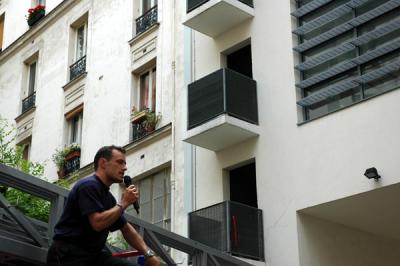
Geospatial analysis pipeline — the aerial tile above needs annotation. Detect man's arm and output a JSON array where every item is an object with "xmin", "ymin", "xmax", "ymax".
[
  {"xmin": 88, "ymin": 185, "xmax": 138, "ymax": 232},
  {"xmin": 121, "ymin": 223, "xmax": 160, "ymax": 266}
]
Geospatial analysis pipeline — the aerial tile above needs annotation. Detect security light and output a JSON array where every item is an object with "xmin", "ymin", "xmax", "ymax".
[{"xmin": 364, "ymin": 167, "xmax": 380, "ymax": 181}]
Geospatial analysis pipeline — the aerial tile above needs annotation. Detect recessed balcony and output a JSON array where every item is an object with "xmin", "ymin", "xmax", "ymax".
[
  {"xmin": 189, "ymin": 200, "xmax": 264, "ymax": 261},
  {"xmin": 184, "ymin": 0, "xmax": 254, "ymax": 37},
  {"xmin": 184, "ymin": 68, "xmax": 259, "ymax": 151}
]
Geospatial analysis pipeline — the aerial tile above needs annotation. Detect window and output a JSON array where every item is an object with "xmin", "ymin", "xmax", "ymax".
[
  {"xmin": 67, "ymin": 112, "xmax": 83, "ymax": 145},
  {"xmin": 138, "ymin": 67, "xmax": 156, "ymax": 111},
  {"xmin": 28, "ymin": 61, "xmax": 37, "ymax": 96},
  {"xmin": 0, "ymin": 13, "xmax": 4, "ymax": 51},
  {"xmin": 130, "ymin": 168, "xmax": 171, "ymax": 229},
  {"xmin": 33, "ymin": 0, "xmax": 45, "ymax": 5},
  {"xmin": 141, "ymin": 0, "xmax": 157, "ymax": 14},
  {"xmin": 294, "ymin": 0, "xmax": 400, "ymax": 121},
  {"xmin": 75, "ymin": 24, "xmax": 87, "ymax": 61}
]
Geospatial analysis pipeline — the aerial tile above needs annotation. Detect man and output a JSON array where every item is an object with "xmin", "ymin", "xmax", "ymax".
[{"xmin": 47, "ymin": 145, "xmax": 160, "ymax": 266}]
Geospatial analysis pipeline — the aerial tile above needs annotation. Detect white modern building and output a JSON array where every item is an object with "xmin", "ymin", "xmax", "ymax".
[{"xmin": 1, "ymin": 0, "xmax": 400, "ymax": 265}]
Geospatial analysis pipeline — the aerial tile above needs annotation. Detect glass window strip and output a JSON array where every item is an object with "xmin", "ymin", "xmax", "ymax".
[{"xmin": 292, "ymin": 0, "xmax": 334, "ymax": 18}]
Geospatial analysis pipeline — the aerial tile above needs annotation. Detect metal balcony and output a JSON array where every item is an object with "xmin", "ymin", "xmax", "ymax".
[
  {"xmin": 185, "ymin": 68, "xmax": 259, "ymax": 151},
  {"xmin": 136, "ymin": 5, "xmax": 158, "ymax": 36},
  {"xmin": 64, "ymin": 156, "xmax": 80, "ymax": 177},
  {"xmin": 189, "ymin": 200, "xmax": 264, "ymax": 261},
  {"xmin": 21, "ymin": 92, "xmax": 36, "ymax": 114},
  {"xmin": 184, "ymin": 0, "xmax": 254, "ymax": 37},
  {"xmin": 69, "ymin": 56, "xmax": 86, "ymax": 81}
]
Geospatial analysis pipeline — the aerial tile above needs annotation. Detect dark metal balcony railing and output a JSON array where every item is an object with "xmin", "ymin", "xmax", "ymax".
[
  {"xmin": 189, "ymin": 200, "xmax": 264, "ymax": 261},
  {"xmin": 136, "ymin": 5, "xmax": 158, "ymax": 36},
  {"xmin": 69, "ymin": 55, "xmax": 86, "ymax": 81},
  {"xmin": 188, "ymin": 68, "xmax": 258, "ymax": 129},
  {"xmin": 132, "ymin": 122, "xmax": 152, "ymax": 142},
  {"xmin": 21, "ymin": 92, "xmax": 36, "ymax": 113},
  {"xmin": 64, "ymin": 156, "xmax": 80, "ymax": 177},
  {"xmin": 187, "ymin": 0, "xmax": 253, "ymax": 13}
]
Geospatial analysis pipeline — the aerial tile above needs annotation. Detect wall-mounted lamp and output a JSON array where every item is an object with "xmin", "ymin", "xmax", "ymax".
[{"xmin": 364, "ymin": 167, "xmax": 381, "ymax": 181}]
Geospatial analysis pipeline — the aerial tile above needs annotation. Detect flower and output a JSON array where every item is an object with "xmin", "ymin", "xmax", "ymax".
[{"xmin": 27, "ymin": 5, "xmax": 45, "ymax": 20}]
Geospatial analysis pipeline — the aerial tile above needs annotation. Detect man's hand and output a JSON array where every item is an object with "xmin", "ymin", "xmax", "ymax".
[
  {"xmin": 146, "ymin": 256, "xmax": 160, "ymax": 266},
  {"xmin": 120, "ymin": 184, "xmax": 139, "ymax": 209}
]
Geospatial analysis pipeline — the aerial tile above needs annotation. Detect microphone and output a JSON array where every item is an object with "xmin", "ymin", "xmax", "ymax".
[{"xmin": 123, "ymin": 175, "xmax": 140, "ymax": 214}]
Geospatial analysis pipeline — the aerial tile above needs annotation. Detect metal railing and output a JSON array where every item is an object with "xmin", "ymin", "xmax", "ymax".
[
  {"xmin": 187, "ymin": 0, "xmax": 253, "ymax": 13},
  {"xmin": 135, "ymin": 5, "xmax": 158, "ymax": 36},
  {"xmin": 132, "ymin": 122, "xmax": 149, "ymax": 142},
  {"xmin": 64, "ymin": 156, "xmax": 80, "ymax": 177},
  {"xmin": 69, "ymin": 55, "xmax": 86, "ymax": 81},
  {"xmin": 0, "ymin": 164, "xmax": 254, "ymax": 266},
  {"xmin": 189, "ymin": 200, "xmax": 265, "ymax": 261},
  {"xmin": 21, "ymin": 92, "xmax": 36, "ymax": 114},
  {"xmin": 188, "ymin": 68, "xmax": 258, "ymax": 129}
]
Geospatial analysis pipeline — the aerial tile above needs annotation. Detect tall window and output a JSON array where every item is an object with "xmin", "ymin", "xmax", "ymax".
[
  {"xmin": 0, "ymin": 14, "xmax": 4, "ymax": 51},
  {"xmin": 33, "ymin": 0, "xmax": 46, "ymax": 5},
  {"xmin": 141, "ymin": 0, "xmax": 157, "ymax": 14},
  {"xmin": 75, "ymin": 24, "xmax": 87, "ymax": 61},
  {"xmin": 139, "ymin": 67, "xmax": 156, "ymax": 111},
  {"xmin": 130, "ymin": 168, "xmax": 171, "ymax": 229},
  {"xmin": 67, "ymin": 112, "xmax": 83, "ymax": 145},
  {"xmin": 294, "ymin": 0, "xmax": 400, "ymax": 121},
  {"xmin": 28, "ymin": 61, "xmax": 37, "ymax": 95}
]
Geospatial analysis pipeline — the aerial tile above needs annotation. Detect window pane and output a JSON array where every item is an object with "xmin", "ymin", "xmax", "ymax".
[
  {"xmin": 142, "ymin": 0, "xmax": 151, "ymax": 13},
  {"xmin": 28, "ymin": 62, "xmax": 36, "ymax": 95},
  {"xmin": 76, "ymin": 25, "xmax": 85, "ymax": 60},
  {"xmin": 140, "ymin": 72, "xmax": 150, "ymax": 110},
  {"xmin": 151, "ymin": 68, "xmax": 156, "ymax": 112},
  {"xmin": 356, "ymin": 0, "xmax": 389, "ymax": 16}
]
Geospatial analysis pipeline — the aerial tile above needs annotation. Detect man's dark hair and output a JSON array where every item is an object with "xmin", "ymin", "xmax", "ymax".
[{"xmin": 93, "ymin": 145, "xmax": 126, "ymax": 171}]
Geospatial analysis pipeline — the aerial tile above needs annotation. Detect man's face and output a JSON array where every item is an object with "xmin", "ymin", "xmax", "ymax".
[{"xmin": 104, "ymin": 149, "xmax": 127, "ymax": 183}]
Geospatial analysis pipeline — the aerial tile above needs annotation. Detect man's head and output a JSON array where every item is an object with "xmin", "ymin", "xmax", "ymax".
[{"xmin": 94, "ymin": 145, "xmax": 127, "ymax": 185}]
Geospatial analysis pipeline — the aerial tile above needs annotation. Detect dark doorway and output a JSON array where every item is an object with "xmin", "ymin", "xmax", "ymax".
[
  {"xmin": 229, "ymin": 162, "xmax": 257, "ymax": 208},
  {"xmin": 227, "ymin": 44, "xmax": 253, "ymax": 78}
]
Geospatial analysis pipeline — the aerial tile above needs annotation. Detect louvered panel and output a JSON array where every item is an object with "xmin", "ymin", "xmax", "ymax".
[
  {"xmin": 352, "ymin": 18, "xmax": 400, "ymax": 46},
  {"xmin": 297, "ymin": 38, "xmax": 400, "ymax": 88},
  {"xmin": 296, "ymin": 43, "xmax": 355, "ymax": 70},
  {"xmin": 297, "ymin": 59, "xmax": 400, "ymax": 107},
  {"xmin": 294, "ymin": 0, "xmax": 400, "ymax": 52},
  {"xmin": 297, "ymin": 61, "xmax": 356, "ymax": 88},
  {"xmin": 297, "ymin": 18, "xmax": 400, "ymax": 70},
  {"xmin": 348, "ymin": 0, "xmax": 400, "ymax": 27},
  {"xmin": 355, "ymin": 59, "xmax": 400, "ymax": 83},
  {"xmin": 352, "ymin": 38, "xmax": 400, "ymax": 65},
  {"xmin": 293, "ymin": 5, "xmax": 351, "ymax": 35},
  {"xmin": 297, "ymin": 81, "xmax": 359, "ymax": 106},
  {"xmin": 291, "ymin": 0, "xmax": 334, "ymax": 18}
]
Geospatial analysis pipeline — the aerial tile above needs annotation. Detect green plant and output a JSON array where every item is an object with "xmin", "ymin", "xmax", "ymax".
[
  {"xmin": 142, "ymin": 109, "xmax": 161, "ymax": 131},
  {"xmin": 52, "ymin": 143, "xmax": 80, "ymax": 170},
  {"xmin": 0, "ymin": 118, "xmax": 49, "ymax": 222}
]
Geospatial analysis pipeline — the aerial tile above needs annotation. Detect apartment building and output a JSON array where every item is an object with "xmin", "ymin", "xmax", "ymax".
[
  {"xmin": 1, "ymin": 0, "xmax": 400, "ymax": 265},
  {"xmin": 183, "ymin": 0, "xmax": 400, "ymax": 265},
  {"xmin": 0, "ymin": 0, "xmax": 188, "ymax": 264}
]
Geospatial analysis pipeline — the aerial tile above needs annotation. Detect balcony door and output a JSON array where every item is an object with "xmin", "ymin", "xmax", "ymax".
[
  {"xmin": 227, "ymin": 44, "xmax": 253, "ymax": 78},
  {"xmin": 229, "ymin": 162, "xmax": 258, "ymax": 208}
]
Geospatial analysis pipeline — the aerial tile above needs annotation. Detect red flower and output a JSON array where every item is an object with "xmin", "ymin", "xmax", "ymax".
[{"xmin": 27, "ymin": 5, "xmax": 45, "ymax": 20}]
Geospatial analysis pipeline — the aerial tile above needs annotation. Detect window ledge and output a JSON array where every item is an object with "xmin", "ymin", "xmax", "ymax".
[
  {"xmin": 15, "ymin": 106, "xmax": 36, "ymax": 123},
  {"xmin": 129, "ymin": 23, "xmax": 160, "ymax": 46},
  {"xmin": 63, "ymin": 72, "xmax": 87, "ymax": 91},
  {"xmin": 126, "ymin": 123, "xmax": 172, "ymax": 151}
]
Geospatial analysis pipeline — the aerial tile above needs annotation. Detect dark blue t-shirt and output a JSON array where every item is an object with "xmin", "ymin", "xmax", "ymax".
[{"xmin": 54, "ymin": 175, "xmax": 127, "ymax": 251}]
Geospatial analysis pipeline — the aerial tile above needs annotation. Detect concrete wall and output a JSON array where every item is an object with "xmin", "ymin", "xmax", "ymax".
[{"xmin": 298, "ymin": 214, "xmax": 400, "ymax": 266}]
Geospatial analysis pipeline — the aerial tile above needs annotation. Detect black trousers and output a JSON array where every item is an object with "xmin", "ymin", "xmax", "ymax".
[{"xmin": 46, "ymin": 240, "xmax": 139, "ymax": 266}]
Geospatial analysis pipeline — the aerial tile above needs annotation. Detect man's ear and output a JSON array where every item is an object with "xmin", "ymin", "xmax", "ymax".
[{"xmin": 98, "ymin": 157, "xmax": 107, "ymax": 169}]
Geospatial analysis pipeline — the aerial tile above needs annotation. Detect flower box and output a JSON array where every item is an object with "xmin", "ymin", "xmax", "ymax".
[{"xmin": 27, "ymin": 6, "xmax": 45, "ymax": 27}]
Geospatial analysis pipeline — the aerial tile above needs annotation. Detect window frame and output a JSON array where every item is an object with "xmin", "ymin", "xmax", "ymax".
[
  {"xmin": 137, "ymin": 67, "xmax": 157, "ymax": 112},
  {"xmin": 67, "ymin": 112, "xmax": 83, "ymax": 145},
  {"xmin": 74, "ymin": 23, "xmax": 87, "ymax": 62}
]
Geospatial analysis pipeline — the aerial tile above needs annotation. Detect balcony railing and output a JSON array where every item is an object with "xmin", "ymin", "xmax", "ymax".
[
  {"xmin": 189, "ymin": 200, "xmax": 264, "ymax": 261},
  {"xmin": 132, "ymin": 122, "xmax": 148, "ymax": 142},
  {"xmin": 188, "ymin": 68, "xmax": 258, "ymax": 129},
  {"xmin": 136, "ymin": 5, "xmax": 158, "ymax": 36},
  {"xmin": 21, "ymin": 92, "xmax": 36, "ymax": 114},
  {"xmin": 64, "ymin": 156, "xmax": 80, "ymax": 177},
  {"xmin": 69, "ymin": 56, "xmax": 86, "ymax": 81},
  {"xmin": 187, "ymin": 0, "xmax": 253, "ymax": 13}
]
